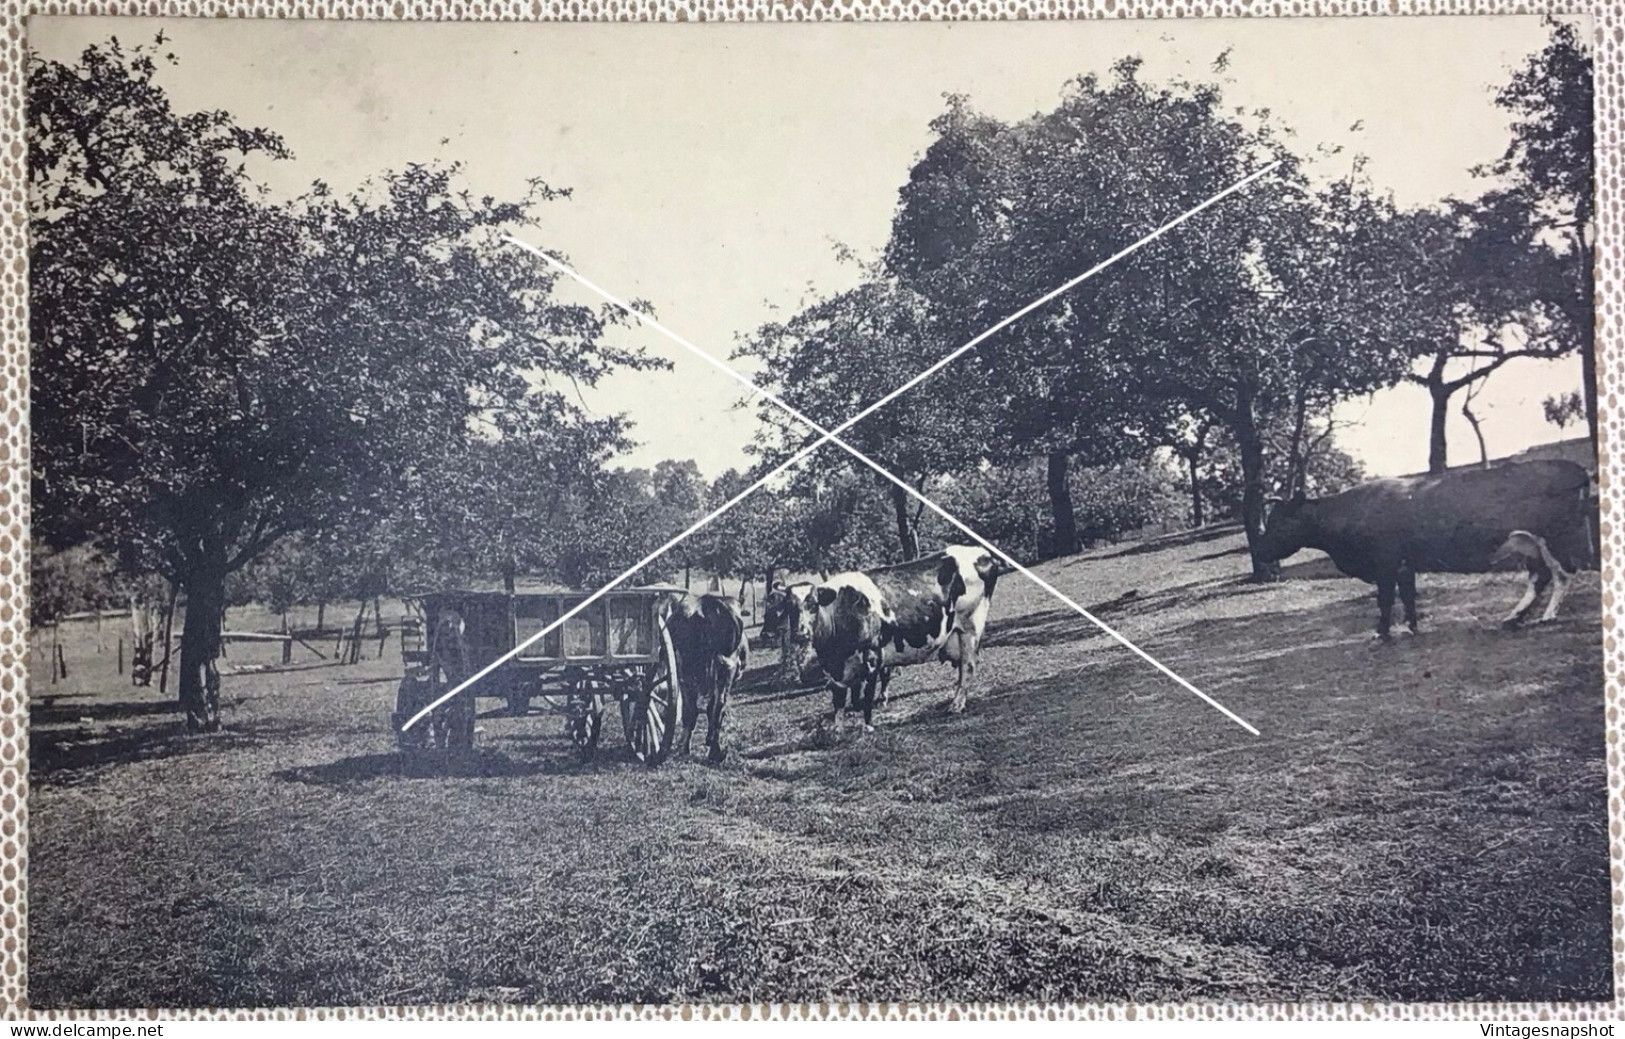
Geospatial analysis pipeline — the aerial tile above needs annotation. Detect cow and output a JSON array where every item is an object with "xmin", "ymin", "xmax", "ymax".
[
  {"xmin": 807, "ymin": 545, "xmax": 1011, "ymax": 728},
  {"xmin": 665, "ymin": 592, "xmax": 749, "ymax": 764},
  {"xmin": 761, "ymin": 580, "xmax": 818, "ymax": 687},
  {"xmin": 1255, "ymin": 459, "xmax": 1593, "ymax": 639}
]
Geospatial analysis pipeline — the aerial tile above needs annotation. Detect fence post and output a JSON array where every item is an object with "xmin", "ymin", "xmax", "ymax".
[{"xmin": 118, "ymin": 637, "xmax": 124, "ymax": 676}]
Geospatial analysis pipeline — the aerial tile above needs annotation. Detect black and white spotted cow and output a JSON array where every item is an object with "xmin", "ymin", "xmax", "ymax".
[{"xmin": 807, "ymin": 545, "xmax": 1011, "ymax": 727}]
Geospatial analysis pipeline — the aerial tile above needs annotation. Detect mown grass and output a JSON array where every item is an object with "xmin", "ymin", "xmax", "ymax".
[{"xmin": 27, "ymin": 529, "xmax": 1613, "ymax": 1006}]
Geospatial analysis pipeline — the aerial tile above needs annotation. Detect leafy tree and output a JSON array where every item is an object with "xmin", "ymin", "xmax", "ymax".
[
  {"xmin": 384, "ymin": 413, "xmax": 634, "ymax": 594},
  {"xmin": 928, "ymin": 462, "xmax": 1051, "ymax": 563},
  {"xmin": 737, "ymin": 276, "xmax": 965, "ymax": 561},
  {"xmin": 689, "ymin": 468, "xmax": 802, "ymax": 593},
  {"xmin": 1480, "ymin": 18, "xmax": 1595, "ymax": 452},
  {"xmin": 765, "ymin": 456, "xmax": 900, "ymax": 574},
  {"xmin": 1544, "ymin": 390, "xmax": 1586, "ymax": 431},
  {"xmin": 29, "ymin": 38, "xmax": 653, "ymax": 729},
  {"xmin": 1400, "ymin": 194, "xmax": 1574, "ymax": 473},
  {"xmin": 30, "ymin": 541, "xmax": 166, "ymax": 626},
  {"xmin": 885, "ymin": 86, "xmax": 1181, "ymax": 556},
  {"xmin": 887, "ymin": 62, "xmax": 1414, "ymax": 575},
  {"xmin": 1197, "ymin": 410, "xmax": 1366, "ymax": 521}
]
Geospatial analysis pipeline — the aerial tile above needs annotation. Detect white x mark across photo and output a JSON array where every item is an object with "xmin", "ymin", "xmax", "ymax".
[{"xmin": 402, "ymin": 162, "xmax": 1281, "ymax": 737}]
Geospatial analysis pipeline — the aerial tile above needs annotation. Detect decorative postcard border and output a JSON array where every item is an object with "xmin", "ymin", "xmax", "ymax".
[{"xmin": 0, "ymin": 0, "xmax": 1614, "ymax": 1020}]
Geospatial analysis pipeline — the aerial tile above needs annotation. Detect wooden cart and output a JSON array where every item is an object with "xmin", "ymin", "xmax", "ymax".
[{"xmin": 390, "ymin": 585, "xmax": 686, "ymax": 765}]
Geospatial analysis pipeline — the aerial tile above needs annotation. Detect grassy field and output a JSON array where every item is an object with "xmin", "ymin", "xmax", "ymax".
[{"xmin": 27, "ymin": 526, "xmax": 1613, "ymax": 1006}]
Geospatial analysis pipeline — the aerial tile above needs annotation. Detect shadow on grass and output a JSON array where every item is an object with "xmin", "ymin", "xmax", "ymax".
[
  {"xmin": 30, "ymin": 698, "xmax": 180, "ymax": 726},
  {"xmin": 273, "ymin": 748, "xmax": 559, "ymax": 786},
  {"xmin": 30, "ymin": 718, "xmax": 304, "ymax": 783},
  {"xmin": 1085, "ymin": 522, "xmax": 1245, "ymax": 561}
]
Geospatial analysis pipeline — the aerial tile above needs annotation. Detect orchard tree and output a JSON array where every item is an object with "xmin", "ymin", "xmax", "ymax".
[
  {"xmin": 885, "ymin": 87, "xmax": 1181, "ymax": 556},
  {"xmin": 386, "ymin": 410, "xmax": 635, "ymax": 594},
  {"xmin": 1480, "ymin": 18, "xmax": 1596, "ymax": 451},
  {"xmin": 1544, "ymin": 390, "xmax": 1586, "ymax": 431},
  {"xmin": 29, "ymin": 38, "xmax": 655, "ymax": 730},
  {"xmin": 738, "ymin": 276, "xmax": 965, "ymax": 561},
  {"xmin": 1401, "ymin": 193, "xmax": 1574, "ymax": 474},
  {"xmin": 887, "ymin": 61, "xmax": 1415, "ymax": 575}
]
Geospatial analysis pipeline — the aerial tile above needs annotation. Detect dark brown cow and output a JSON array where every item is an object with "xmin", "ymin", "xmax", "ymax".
[
  {"xmin": 1256, "ymin": 459, "xmax": 1593, "ymax": 638},
  {"xmin": 665, "ymin": 592, "xmax": 748, "ymax": 763}
]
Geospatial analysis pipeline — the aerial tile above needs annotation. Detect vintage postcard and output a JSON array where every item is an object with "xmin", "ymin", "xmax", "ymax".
[{"xmin": 21, "ymin": 14, "xmax": 1609, "ymax": 1008}]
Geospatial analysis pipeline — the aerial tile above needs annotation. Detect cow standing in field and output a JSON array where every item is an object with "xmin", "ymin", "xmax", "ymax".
[
  {"xmin": 1256, "ymin": 459, "xmax": 1594, "ymax": 639},
  {"xmin": 761, "ymin": 580, "xmax": 818, "ymax": 687},
  {"xmin": 808, "ymin": 545, "xmax": 1012, "ymax": 727},
  {"xmin": 665, "ymin": 592, "xmax": 749, "ymax": 764}
]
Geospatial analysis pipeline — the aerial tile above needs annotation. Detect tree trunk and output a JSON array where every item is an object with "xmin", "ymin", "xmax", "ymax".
[
  {"xmin": 1462, "ymin": 386, "xmax": 1490, "ymax": 469},
  {"xmin": 1188, "ymin": 452, "xmax": 1204, "ymax": 528},
  {"xmin": 1283, "ymin": 389, "xmax": 1309, "ymax": 499},
  {"xmin": 1046, "ymin": 450, "xmax": 1079, "ymax": 558},
  {"xmin": 1578, "ymin": 225, "xmax": 1599, "ymax": 459},
  {"xmin": 157, "ymin": 582, "xmax": 178, "ymax": 695},
  {"xmin": 1428, "ymin": 378, "xmax": 1451, "ymax": 475},
  {"xmin": 177, "ymin": 566, "xmax": 227, "ymax": 732},
  {"xmin": 316, "ymin": 601, "xmax": 326, "ymax": 634},
  {"xmin": 889, "ymin": 481, "xmax": 922, "ymax": 561},
  {"xmin": 1236, "ymin": 402, "xmax": 1274, "ymax": 581}
]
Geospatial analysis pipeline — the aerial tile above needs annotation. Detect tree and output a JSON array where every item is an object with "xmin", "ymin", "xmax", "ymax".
[
  {"xmin": 384, "ymin": 412, "xmax": 635, "ymax": 594},
  {"xmin": 738, "ymin": 276, "xmax": 965, "ymax": 562},
  {"xmin": 885, "ymin": 87, "xmax": 1180, "ymax": 557},
  {"xmin": 1480, "ymin": 18, "xmax": 1595, "ymax": 452},
  {"xmin": 1544, "ymin": 390, "xmax": 1586, "ymax": 431},
  {"xmin": 29, "ymin": 38, "xmax": 654, "ymax": 729},
  {"xmin": 1197, "ymin": 415, "xmax": 1365, "ymax": 522},
  {"xmin": 1401, "ymin": 194, "xmax": 1573, "ymax": 474},
  {"xmin": 689, "ymin": 468, "xmax": 798, "ymax": 594},
  {"xmin": 887, "ymin": 62, "xmax": 1415, "ymax": 576}
]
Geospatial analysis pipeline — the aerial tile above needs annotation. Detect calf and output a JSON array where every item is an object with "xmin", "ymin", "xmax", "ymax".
[
  {"xmin": 1257, "ymin": 459, "xmax": 1593, "ymax": 638},
  {"xmin": 808, "ymin": 545, "xmax": 1010, "ymax": 727},
  {"xmin": 665, "ymin": 592, "xmax": 748, "ymax": 764}
]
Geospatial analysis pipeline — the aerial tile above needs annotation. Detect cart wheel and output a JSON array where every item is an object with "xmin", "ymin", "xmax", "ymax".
[
  {"xmin": 623, "ymin": 615, "xmax": 682, "ymax": 766},
  {"xmin": 393, "ymin": 674, "xmax": 431, "ymax": 753}
]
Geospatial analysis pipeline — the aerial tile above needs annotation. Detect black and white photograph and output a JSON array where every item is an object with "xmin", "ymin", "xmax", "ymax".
[{"xmin": 23, "ymin": 13, "xmax": 1609, "ymax": 1008}]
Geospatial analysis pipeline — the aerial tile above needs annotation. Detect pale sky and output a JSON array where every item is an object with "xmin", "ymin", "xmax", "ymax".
[{"xmin": 30, "ymin": 14, "xmax": 1591, "ymax": 479}]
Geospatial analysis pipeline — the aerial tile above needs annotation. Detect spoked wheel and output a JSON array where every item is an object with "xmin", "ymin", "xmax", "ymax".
[{"xmin": 621, "ymin": 617, "xmax": 682, "ymax": 766}]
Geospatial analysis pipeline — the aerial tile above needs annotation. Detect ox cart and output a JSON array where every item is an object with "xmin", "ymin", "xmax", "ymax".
[{"xmin": 390, "ymin": 585, "xmax": 688, "ymax": 765}]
